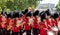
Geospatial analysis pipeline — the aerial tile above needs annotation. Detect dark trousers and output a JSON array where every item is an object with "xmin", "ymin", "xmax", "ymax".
[
  {"xmin": 0, "ymin": 28, "xmax": 3, "ymax": 35},
  {"xmin": 26, "ymin": 30, "xmax": 31, "ymax": 35},
  {"xmin": 33, "ymin": 28, "xmax": 39, "ymax": 35},
  {"xmin": 13, "ymin": 32, "xmax": 22, "ymax": 35},
  {"xmin": 58, "ymin": 32, "xmax": 60, "ymax": 35},
  {"xmin": 12, "ymin": 32, "xmax": 19, "ymax": 35},
  {"xmin": 6, "ymin": 30, "xmax": 10, "ymax": 35},
  {"xmin": 19, "ymin": 29, "xmax": 22, "ymax": 35},
  {"xmin": 12, "ymin": 31, "xmax": 22, "ymax": 35},
  {"xmin": 0, "ymin": 28, "xmax": 6, "ymax": 35},
  {"xmin": 6, "ymin": 30, "xmax": 13, "ymax": 35},
  {"xmin": 12, "ymin": 29, "xmax": 23, "ymax": 35}
]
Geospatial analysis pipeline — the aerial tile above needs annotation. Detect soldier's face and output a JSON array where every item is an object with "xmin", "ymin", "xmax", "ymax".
[
  {"xmin": 43, "ymin": 19, "xmax": 46, "ymax": 22},
  {"xmin": 37, "ymin": 17, "xmax": 41, "ymax": 21},
  {"xmin": 16, "ymin": 17, "xmax": 18, "ymax": 20},
  {"xmin": 27, "ymin": 16, "xmax": 30, "ymax": 19},
  {"xmin": 56, "ymin": 18, "xmax": 59, "ymax": 21},
  {"xmin": 2, "ymin": 16, "xmax": 6, "ymax": 22},
  {"xmin": 47, "ymin": 16, "xmax": 50, "ymax": 19}
]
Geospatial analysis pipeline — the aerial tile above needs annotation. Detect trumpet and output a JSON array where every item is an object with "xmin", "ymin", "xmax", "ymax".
[
  {"xmin": 1, "ymin": 21, "xmax": 6, "ymax": 28},
  {"xmin": 16, "ymin": 20, "xmax": 23, "ymax": 27},
  {"xmin": 7, "ymin": 25, "xmax": 12, "ymax": 30}
]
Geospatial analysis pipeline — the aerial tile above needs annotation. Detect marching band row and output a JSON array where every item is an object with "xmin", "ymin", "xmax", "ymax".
[{"xmin": 0, "ymin": 13, "xmax": 60, "ymax": 35}]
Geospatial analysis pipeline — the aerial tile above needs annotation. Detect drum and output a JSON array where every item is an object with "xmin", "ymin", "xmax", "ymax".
[
  {"xmin": 47, "ymin": 31, "xmax": 54, "ymax": 35},
  {"xmin": 52, "ymin": 26, "xmax": 58, "ymax": 31},
  {"xmin": 52, "ymin": 26, "xmax": 58, "ymax": 35}
]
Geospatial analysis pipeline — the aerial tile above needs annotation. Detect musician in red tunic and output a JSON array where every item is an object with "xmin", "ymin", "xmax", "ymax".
[
  {"xmin": 24, "ymin": 16, "xmax": 32, "ymax": 35},
  {"xmin": 33, "ymin": 16, "xmax": 40, "ymax": 35},
  {"xmin": 6, "ymin": 18, "xmax": 11, "ymax": 25},
  {"xmin": 39, "ymin": 22, "xmax": 47, "ymax": 35},
  {"xmin": 12, "ymin": 18, "xmax": 23, "ymax": 35},
  {"xmin": 0, "ymin": 15, "xmax": 2, "ymax": 23},
  {"xmin": 6, "ymin": 19, "xmax": 13, "ymax": 35},
  {"xmin": 53, "ymin": 13, "xmax": 60, "ymax": 35},
  {"xmin": 0, "ymin": 15, "xmax": 7, "ymax": 35},
  {"xmin": 46, "ymin": 15, "xmax": 54, "ymax": 31},
  {"xmin": 46, "ymin": 14, "xmax": 58, "ymax": 35},
  {"xmin": 39, "ymin": 16, "xmax": 47, "ymax": 35},
  {"xmin": 0, "ymin": 15, "xmax": 2, "ymax": 34}
]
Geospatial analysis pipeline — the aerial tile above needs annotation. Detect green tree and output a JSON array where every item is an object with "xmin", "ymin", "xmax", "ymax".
[
  {"xmin": 13, "ymin": 0, "xmax": 40, "ymax": 11},
  {"xmin": 0, "ymin": 0, "xmax": 41, "ymax": 11},
  {"xmin": 56, "ymin": 0, "xmax": 60, "ymax": 11},
  {"xmin": 0, "ymin": 0, "xmax": 7, "ymax": 12},
  {"xmin": 5, "ymin": 1, "xmax": 14, "ymax": 11}
]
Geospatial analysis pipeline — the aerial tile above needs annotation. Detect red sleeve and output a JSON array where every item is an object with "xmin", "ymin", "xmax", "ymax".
[{"xmin": 0, "ymin": 17, "xmax": 2, "ymax": 23}]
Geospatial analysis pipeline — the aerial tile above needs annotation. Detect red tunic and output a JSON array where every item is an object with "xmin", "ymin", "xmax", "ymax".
[
  {"xmin": 13, "ymin": 19, "xmax": 17, "ymax": 24},
  {"xmin": 58, "ymin": 17, "xmax": 60, "ymax": 32},
  {"xmin": 59, "ymin": 16, "xmax": 60, "ymax": 20},
  {"xmin": 46, "ymin": 19, "xmax": 54, "ymax": 30},
  {"xmin": 24, "ymin": 24, "xmax": 31, "ymax": 30},
  {"xmin": 39, "ymin": 22, "xmax": 47, "ymax": 35},
  {"xmin": 33, "ymin": 17, "xmax": 39, "ymax": 29},
  {"xmin": 0, "ymin": 25, "xmax": 3, "ymax": 29},
  {"xmin": 0, "ymin": 24, "xmax": 6, "ymax": 29},
  {"xmin": 40, "ymin": 28, "xmax": 47, "ymax": 35},
  {"xmin": 33, "ymin": 23, "xmax": 39, "ymax": 29},
  {"xmin": 12, "ymin": 26, "xmax": 21, "ymax": 32},
  {"xmin": 52, "ymin": 19, "xmax": 58, "ymax": 26},
  {"xmin": 6, "ymin": 18, "xmax": 11, "ymax": 25},
  {"xmin": 46, "ymin": 19, "xmax": 53, "ymax": 27},
  {"xmin": 0, "ymin": 16, "xmax": 2, "ymax": 28},
  {"xmin": 0, "ymin": 16, "xmax": 2, "ymax": 23},
  {"xmin": 23, "ymin": 17, "xmax": 28, "ymax": 24}
]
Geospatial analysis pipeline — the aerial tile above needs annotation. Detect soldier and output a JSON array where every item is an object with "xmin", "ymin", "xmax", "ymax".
[
  {"xmin": 39, "ymin": 13, "xmax": 48, "ymax": 35},
  {"xmin": 39, "ymin": 21, "xmax": 47, "ymax": 35},
  {"xmin": 24, "ymin": 16, "xmax": 32, "ymax": 35},
  {"xmin": 32, "ymin": 10, "xmax": 40, "ymax": 35},
  {"xmin": 32, "ymin": 16, "xmax": 39, "ymax": 35},
  {"xmin": 6, "ymin": 19, "xmax": 13, "ymax": 35},
  {"xmin": 0, "ymin": 15, "xmax": 6, "ymax": 35},
  {"xmin": 12, "ymin": 18, "xmax": 22, "ymax": 35},
  {"xmin": 53, "ymin": 13, "xmax": 60, "ymax": 35},
  {"xmin": 46, "ymin": 14, "xmax": 53, "ymax": 30},
  {"xmin": 46, "ymin": 13, "xmax": 58, "ymax": 35}
]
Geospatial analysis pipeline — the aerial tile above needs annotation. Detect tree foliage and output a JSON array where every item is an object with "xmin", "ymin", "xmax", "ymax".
[
  {"xmin": 0, "ymin": 0, "xmax": 40, "ymax": 11},
  {"xmin": 56, "ymin": 0, "xmax": 60, "ymax": 11}
]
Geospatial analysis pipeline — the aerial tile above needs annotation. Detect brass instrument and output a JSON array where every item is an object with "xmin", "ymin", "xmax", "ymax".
[
  {"xmin": 1, "ymin": 21, "xmax": 6, "ymax": 28},
  {"xmin": 7, "ymin": 25, "xmax": 12, "ymax": 30},
  {"xmin": 16, "ymin": 20, "xmax": 23, "ymax": 27}
]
